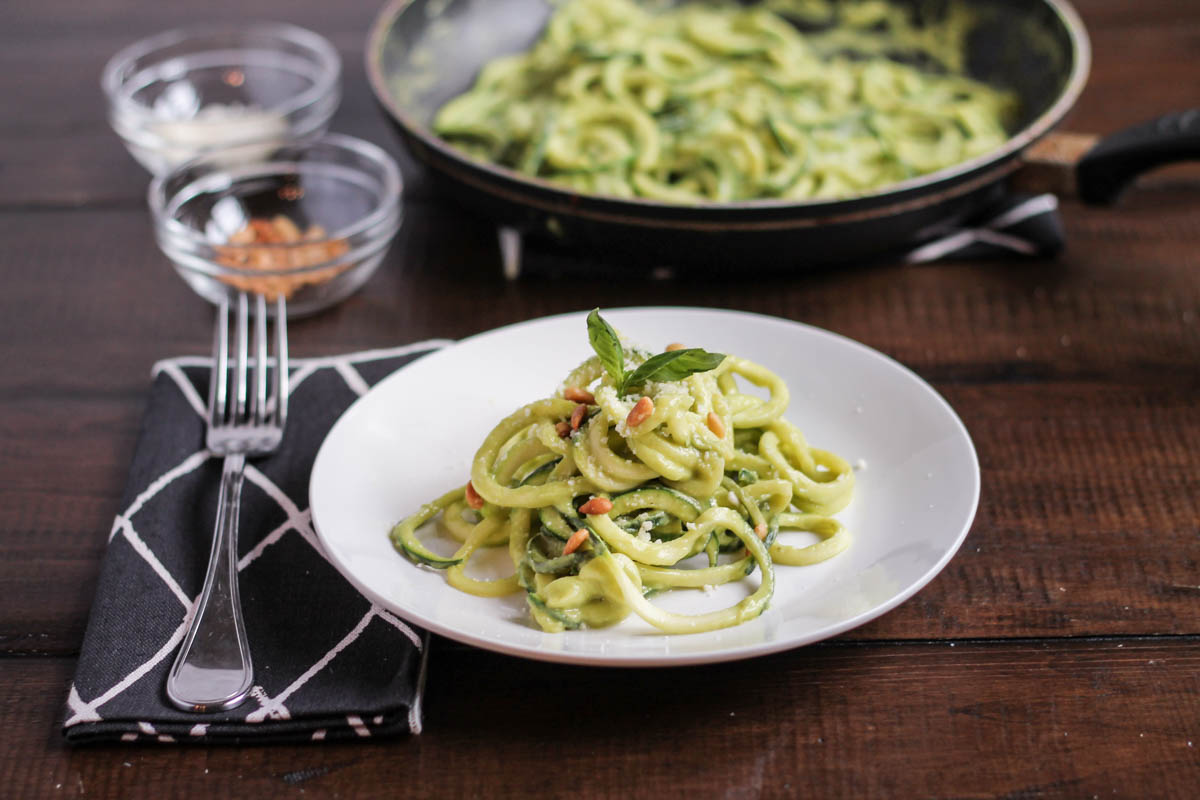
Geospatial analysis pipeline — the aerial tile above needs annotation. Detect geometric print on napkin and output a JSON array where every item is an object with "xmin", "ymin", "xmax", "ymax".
[{"xmin": 63, "ymin": 341, "xmax": 452, "ymax": 744}]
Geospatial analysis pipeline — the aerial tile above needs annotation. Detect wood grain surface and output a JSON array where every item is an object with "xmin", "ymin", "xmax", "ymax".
[
  {"xmin": 4, "ymin": 641, "xmax": 1200, "ymax": 798},
  {"xmin": 1, "ymin": 0, "xmax": 1198, "ymax": 797}
]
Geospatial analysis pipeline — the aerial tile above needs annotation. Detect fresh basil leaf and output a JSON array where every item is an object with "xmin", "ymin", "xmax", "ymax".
[
  {"xmin": 586, "ymin": 309, "xmax": 625, "ymax": 387},
  {"xmin": 624, "ymin": 348, "xmax": 726, "ymax": 390}
]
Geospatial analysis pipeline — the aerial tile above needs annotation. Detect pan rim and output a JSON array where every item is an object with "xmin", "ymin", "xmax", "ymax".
[{"xmin": 365, "ymin": 0, "xmax": 1092, "ymax": 216}]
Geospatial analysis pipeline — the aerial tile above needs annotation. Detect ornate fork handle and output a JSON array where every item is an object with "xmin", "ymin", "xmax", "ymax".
[{"xmin": 166, "ymin": 452, "xmax": 253, "ymax": 712}]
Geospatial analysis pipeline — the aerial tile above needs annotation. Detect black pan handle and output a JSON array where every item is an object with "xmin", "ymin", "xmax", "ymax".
[{"xmin": 1076, "ymin": 109, "xmax": 1200, "ymax": 204}]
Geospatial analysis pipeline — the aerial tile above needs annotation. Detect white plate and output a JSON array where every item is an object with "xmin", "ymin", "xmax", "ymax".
[{"xmin": 310, "ymin": 308, "xmax": 979, "ymax": 666}]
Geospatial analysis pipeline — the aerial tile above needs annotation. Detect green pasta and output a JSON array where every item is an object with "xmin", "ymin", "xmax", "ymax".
[
  {"xmin": 433, "ymin": 0, "xmax": 1018, "ymax": 202},
  {"xmin": 390, "ymin": 311, "xmax": 854, "ymax": 635}
]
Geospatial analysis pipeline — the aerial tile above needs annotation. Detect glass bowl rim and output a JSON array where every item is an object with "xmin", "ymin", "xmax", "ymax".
[
  {"xmin": 148, "ymin": 132, "xmax": 404, "ymax": 271},
  {"xmin": 101, "ymin": 20, "xmax": 342, "ymax": 123}
]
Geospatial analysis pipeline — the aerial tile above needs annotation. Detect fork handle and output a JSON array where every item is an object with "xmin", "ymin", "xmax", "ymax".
[{"xmin": 166, "ymin": 453, "xmax": 253, "ymax": 712}]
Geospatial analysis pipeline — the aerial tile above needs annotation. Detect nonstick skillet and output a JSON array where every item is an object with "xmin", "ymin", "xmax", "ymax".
[{"xmin": 365, "ymin": 0, "xmax": 1199, "ymax": 269}]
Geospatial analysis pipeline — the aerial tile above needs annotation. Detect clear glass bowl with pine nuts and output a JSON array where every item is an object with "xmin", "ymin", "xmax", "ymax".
[{"xmin": 149, "ymin": 133, "xmax": 402, "ymax": 316}]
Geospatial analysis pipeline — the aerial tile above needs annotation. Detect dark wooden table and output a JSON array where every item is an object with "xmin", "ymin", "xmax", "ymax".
[{"xmin": 3, "ymin": 0, "xmax": 1199, "ymax": 796}]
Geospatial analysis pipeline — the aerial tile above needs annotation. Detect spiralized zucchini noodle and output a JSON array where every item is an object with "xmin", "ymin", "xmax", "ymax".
[
  {"xmin": 390, "ymin": 312, "xmax": 854, "ymax": 634},
  {"xmin": 433, "ymin": 0, "xmax": 1018, "ymax": 203}
]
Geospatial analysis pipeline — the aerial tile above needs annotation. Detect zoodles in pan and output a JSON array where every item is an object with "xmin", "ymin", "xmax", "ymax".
[
  {"xmin": 433, "ymin": 0, "xmax": 1018, "ymax": 203},
  {"xmin": 389, "ymin": 311, "xmax": 854, "ymax": 634}
]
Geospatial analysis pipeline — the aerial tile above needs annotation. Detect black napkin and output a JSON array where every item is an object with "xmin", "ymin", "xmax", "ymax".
[{"xmin": 63, "ymin": 341, "xmax": 451, "ymax": 745}]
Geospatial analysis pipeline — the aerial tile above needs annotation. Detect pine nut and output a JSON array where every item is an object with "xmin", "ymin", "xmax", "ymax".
[
  {"xmin": 563, "ymin": 386, "xmax": 596, "ymax": 404},
  {"xmin": 665, "ymin": 342, "xmax": 685, "ymax": 351},
  {"xmin": 570, "ymin": 403, "xmax": 587, "ymax": 431},
  {"xmin": 563, "ymin": 529, "xmax": 590, "ymax": 555},
  {"xmin": 706, "ymin": 411, "xmax": 726, "ymax": 439},
  {"xmin": 464, "ymin": 481, "xmax": 484, "ymax": 510},
  {"xmin": 579, "ymin": 497, "xmax": 613, "ymax": 515},
  {"xmin": 626, "ymin": 396, "xmax": 654, "ymax": 428},
  {"xmin": 272, "ymin": 214, "xmax": 303, "ymax": 243}
]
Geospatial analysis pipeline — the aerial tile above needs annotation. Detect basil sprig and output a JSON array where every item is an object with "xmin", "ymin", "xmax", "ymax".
[
  {"xmin": 586, "ymin": 309, "xmax": 626, "ymax": 388},
  {"xmin": 586, "ymin": 309, "xmax": 725, "ymax": 395}
]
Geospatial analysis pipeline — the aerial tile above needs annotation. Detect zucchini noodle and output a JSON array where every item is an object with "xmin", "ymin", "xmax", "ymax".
[
  {"xmin": 433, "ymin": 0, "xmax": 1017, "ymax": 202},
  {"xmin": 390, "ymin": 330, "xmax": 854, "ymax": 635}
]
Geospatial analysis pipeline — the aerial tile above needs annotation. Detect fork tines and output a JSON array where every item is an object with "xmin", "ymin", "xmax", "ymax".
[{"xmin": 208, "ymin": 292, "xmax": 288, "ymax": 450}]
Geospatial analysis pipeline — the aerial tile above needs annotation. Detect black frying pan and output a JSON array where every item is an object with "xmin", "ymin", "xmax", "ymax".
[{"xmin": 365, "ymin": 0, "xmax": 1199, "ymax": 269}]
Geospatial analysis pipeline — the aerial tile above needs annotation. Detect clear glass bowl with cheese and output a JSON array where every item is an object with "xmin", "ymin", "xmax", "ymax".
[{"xmin": 102, "ymin": 22, "xmax": 341, "ymax": 175}]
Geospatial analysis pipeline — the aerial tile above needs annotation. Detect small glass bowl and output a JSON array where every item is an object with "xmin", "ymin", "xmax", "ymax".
[
  {"xmin": 102, "ymin": 22, "xmax": 341, "ymax": 175},
  {"xmin": 149, "ymin": 134, "xmax": 403, "ymax": 317}
]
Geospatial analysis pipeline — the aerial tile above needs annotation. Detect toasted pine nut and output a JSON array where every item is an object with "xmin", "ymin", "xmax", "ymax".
[
  {"xmin": 754, "ymin": 522, "xmax": 768, "ymax": 539},
  {"xmin": 228, "ymin": 226, "xmax": 257, "ymax": 245},
  {"xmin": 706, "ymin": 411, "xmax": 726, "ymax": 439},
  {"xmin": 579, "ymin": 497, "xmax": 613, "ymax": 516},
  {"xmin": 626, "ymin": 396, "xmax": 654, "ymax": 428},
  {"xmin": 563, "ymin": 528, "xmax": 590, "ymax": 555},
  {"xmin": 665, "ymin": 342, "xmax": 686, "ymax": 351},
  {"xmin": 555, "ymin": 421, "xmax": 572, "ymax": 438},
  {"xmin": 272, "ymin": 214, "xmax": 303, "ymax": 243},
  {"xmin": 464, "ymin": 481, "xmax": 484, "ymax": 510},
  {"xmin": 563, "ymin": 386, "xmax": 596, "ymax": 404},
  {"xmin": 250, "ymin": 218, "xmax": 281, "ymax": 243},
  {"xmin": 570, "ymin": 403, "xmax": 587, "ymax": 431},
  {"xmin": 215, "ymin": 218, "xmax": 351, "ymax": 301}
]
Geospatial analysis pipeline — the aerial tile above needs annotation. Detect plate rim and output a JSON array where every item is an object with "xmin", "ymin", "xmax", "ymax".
[{"xmin": 309, "ymin": 306, "xmax": 981, "ymax": 667}]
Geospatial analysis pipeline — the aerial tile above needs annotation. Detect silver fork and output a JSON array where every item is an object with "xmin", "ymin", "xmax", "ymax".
[{"xmin": 167, "ymin": 292, "xmax": 288, "ymax": 712}]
